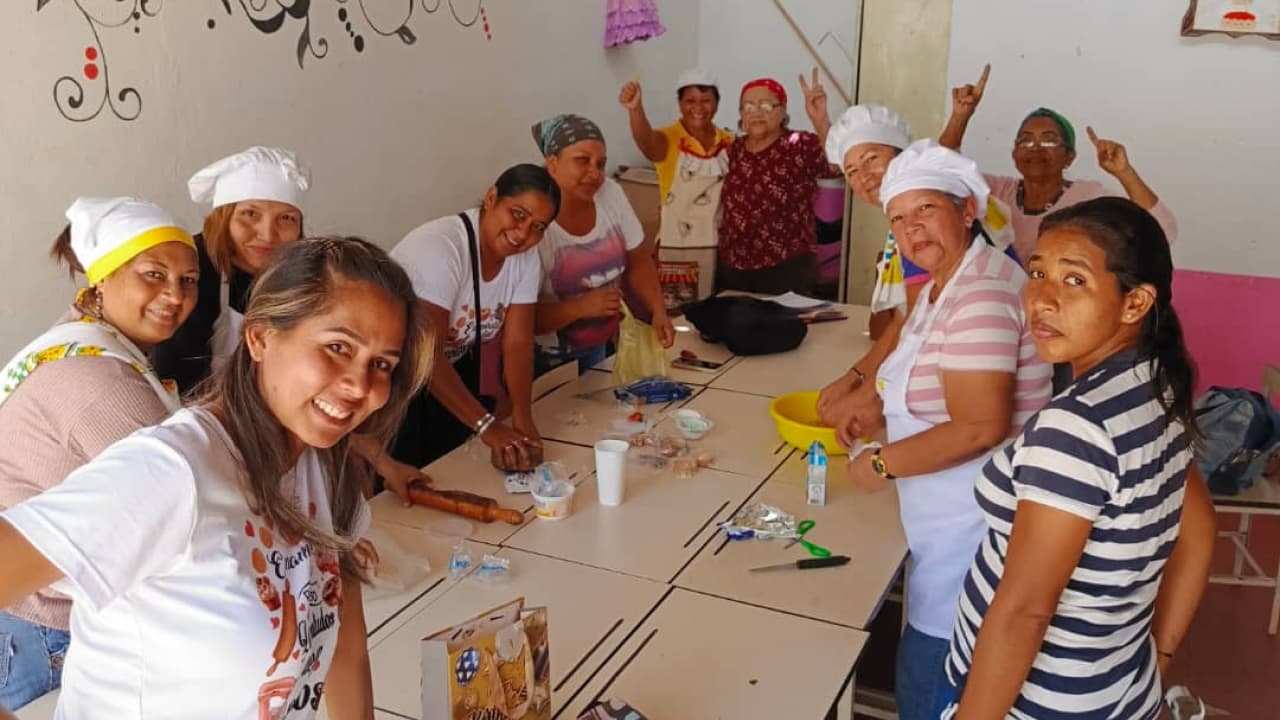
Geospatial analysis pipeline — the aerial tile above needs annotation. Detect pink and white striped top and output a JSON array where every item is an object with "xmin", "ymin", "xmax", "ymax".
[{"xmin": 905, "ymin": 242, "xmax": 1052, "ymax": 434}]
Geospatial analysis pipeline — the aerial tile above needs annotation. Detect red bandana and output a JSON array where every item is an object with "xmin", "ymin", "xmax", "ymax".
[{"xmin": 739, "ymin": 78, "xmax": 787, "ymax": 106}]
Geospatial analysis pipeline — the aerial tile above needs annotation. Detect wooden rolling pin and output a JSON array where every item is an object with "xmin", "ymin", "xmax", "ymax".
[{"xmin": 406, "ymin": 480, "xmax": 525, "ymax": 525}]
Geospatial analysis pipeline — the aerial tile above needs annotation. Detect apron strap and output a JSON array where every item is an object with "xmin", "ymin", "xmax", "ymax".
[{"xmin": 458, "ymin": 212, "xmax": 484, "ymax": 392}]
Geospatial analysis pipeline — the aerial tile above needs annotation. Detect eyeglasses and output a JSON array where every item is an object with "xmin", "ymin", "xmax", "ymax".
[
  {"xmin": 740, "ymin": 101, "xmax": 782, "ymax": 114},
  {"xmin": 1016, "ymin": 138, "xmax": 1063, "ymax": 150}
]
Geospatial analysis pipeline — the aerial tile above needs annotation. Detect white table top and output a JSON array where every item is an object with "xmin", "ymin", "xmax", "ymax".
[
  {"xmin": 593, "ymin": 318, "xmax": 740, "ymax": 386},
  {"xmin": 557, "ymin": 588, "xmax": 868, "ymax": 720},
  {"xmin": 675, "ymin": 451, "xmax": 908, "ymax": 630},
  {"xmin": 666, "ymin": 387, "xmax": 794, "ymax": 478},
  {"xmin": 503, "ymin": 462, "xmax": 761, "ymax": 582},
  {"xmin": 709, "ymin": 305, "xmax": 873, "ymax": 398},
  {"xmin": 367, "ymin": 548, "xmax": 667, "ymax": 719},
  {"xmin": 361, "ymin": 520, "xmax": 463, "ymax": 640},
  {"xmin": 368, "ymin": 441, "xmax": 596, "ymax": 546},
  {"xmin": 532, "ymin": 369, "xmax": 691, "ymax": 447}
]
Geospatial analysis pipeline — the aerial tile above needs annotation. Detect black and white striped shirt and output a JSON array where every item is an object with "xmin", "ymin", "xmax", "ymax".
[{"xmin": 943, "ymin": 352, "xmax": 1191, "ymax": 719}]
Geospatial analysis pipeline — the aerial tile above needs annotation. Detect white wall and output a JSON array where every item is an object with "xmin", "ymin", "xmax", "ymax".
[
  {"xmin": 697, "ymin": 0, "xmax": 859, "ymax": 131},
  {"xmin": 0, "ymin": 1, "xmax": 697, "ymax": 357},
  {"xmin": 948, "ymin": 0, "xmax": 1280, "ymax": 277}
]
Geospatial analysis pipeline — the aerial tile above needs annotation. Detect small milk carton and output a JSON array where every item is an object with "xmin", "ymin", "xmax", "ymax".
[{"xmin": 806, "ymin": 441, "xmax": 827, "ymax": 506}]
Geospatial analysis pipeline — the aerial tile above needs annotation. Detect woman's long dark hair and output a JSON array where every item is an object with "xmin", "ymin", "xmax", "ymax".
[{"xmin": 1040, "ymin": 197, "xmax": 1198, "ymax": 435}]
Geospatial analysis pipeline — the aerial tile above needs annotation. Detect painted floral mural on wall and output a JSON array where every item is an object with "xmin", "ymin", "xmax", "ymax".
[{"xmin": 38, "ymin": 0, "xmax": 491, "ymax": 122}]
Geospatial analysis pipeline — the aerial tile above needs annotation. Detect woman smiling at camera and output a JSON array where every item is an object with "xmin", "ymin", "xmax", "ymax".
[{"xmin": 0, "ymin": 236, "xmax": 430, "ymax": 719}]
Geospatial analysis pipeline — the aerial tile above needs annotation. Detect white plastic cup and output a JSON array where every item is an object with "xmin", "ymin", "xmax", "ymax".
[{"xmin": 594, "ymin": 439, "xmax": 630, "ymax": 506}]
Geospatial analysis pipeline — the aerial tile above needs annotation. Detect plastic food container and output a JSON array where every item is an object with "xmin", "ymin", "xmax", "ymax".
[
  {"xmin": 673, "ymin": 409, "xmax": 715, "ymax": 440},
  {"xmin": 531, "ymin": 480, "xmax": 575, "ymax": 520},
  {"xmin": 768, "ymin": 391, "xmax": 846, "ymax": 456}
]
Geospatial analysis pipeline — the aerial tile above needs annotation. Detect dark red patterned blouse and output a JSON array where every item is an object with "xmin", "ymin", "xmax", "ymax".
[{"xmin": 719, "ymin": 130, "xmax": 833, "ymax": 271}]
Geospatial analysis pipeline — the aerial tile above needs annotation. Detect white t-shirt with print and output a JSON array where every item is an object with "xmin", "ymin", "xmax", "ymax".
[
  {"xmin": 392, "ymin": 208, "xmax": 541, "ymax": 363},
  {"xmin": 1, "ymin": 406, "xmax": 371, "ymax": 720},
  {"xmin": 535, "ymin": 178, "xmax": 646, "ymax": 356}
]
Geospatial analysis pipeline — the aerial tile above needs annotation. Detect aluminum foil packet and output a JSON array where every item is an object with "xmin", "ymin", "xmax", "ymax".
[{"xmin": 718, "ymin": 503, "xmax": 798, "ymax": 540}]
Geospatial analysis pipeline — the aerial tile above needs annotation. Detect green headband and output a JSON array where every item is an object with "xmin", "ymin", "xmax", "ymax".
[{"xmin": 1021, "ymin": 107, "xmax": 1075, "ymax": 151}]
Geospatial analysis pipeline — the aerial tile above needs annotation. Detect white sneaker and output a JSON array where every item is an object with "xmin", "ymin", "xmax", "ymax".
[{"xmin": 1165, "ymin": 686, "xmax": 1206, "ymax": 720}]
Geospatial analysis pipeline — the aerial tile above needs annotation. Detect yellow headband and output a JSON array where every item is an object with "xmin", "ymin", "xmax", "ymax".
[{"xmin": 85, "ymin": 226, "xmax": 196, "ymax": 285}]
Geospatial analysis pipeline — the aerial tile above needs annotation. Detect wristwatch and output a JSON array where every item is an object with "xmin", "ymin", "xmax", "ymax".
[{"xmin": 870, "ymin": 452, "xmax": 896, "ymax": 480}]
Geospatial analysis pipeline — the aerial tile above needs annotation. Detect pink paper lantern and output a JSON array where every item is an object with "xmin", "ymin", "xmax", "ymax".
[{"xmin": 604, "ymin": 0, "xmax": 666, "ymax": 48}]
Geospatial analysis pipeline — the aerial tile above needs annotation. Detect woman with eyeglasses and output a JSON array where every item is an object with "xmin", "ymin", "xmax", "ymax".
[
  {"xmin": 939, "ymin": 64, "xmax": 1177, "ymax": 265},
  {"xmin": 717, "ymin": 70, "xmax": 841, "ymax": 294}
]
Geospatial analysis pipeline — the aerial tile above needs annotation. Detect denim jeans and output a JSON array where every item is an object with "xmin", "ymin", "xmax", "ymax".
[
  {"xmin": 0, "ymin": 611, "xmax": 69, "ymax": 711},
  {"xmin": 895, "ymin": 623, "xmax": 951, "ymax": 720}
]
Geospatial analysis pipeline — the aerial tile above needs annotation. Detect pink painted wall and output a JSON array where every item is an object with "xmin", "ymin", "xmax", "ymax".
[{"xmin": 1173, "ymin": 270, "xmax": 1280, "ymax": 396}]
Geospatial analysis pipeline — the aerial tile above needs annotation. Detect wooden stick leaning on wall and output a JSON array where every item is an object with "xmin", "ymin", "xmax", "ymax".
[{"xmin": 770, "ymin": 0, "xmax": 853, "ymax": 106}]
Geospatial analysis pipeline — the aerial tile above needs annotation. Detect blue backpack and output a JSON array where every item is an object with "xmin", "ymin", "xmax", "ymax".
[{"xmin": 1193, "ymin": 387, "xmax": 1280, "ymax": 495}]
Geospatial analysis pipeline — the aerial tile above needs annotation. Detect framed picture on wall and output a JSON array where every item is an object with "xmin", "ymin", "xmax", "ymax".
[{"xmin": 1183, "ymin": 0, "xmax": 1280, "ymax": 39}]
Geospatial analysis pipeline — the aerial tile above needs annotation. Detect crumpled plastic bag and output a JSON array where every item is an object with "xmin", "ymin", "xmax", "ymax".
[{"xmin": 611, "ymin": 304, "xmax": 668, "ymax": 386}]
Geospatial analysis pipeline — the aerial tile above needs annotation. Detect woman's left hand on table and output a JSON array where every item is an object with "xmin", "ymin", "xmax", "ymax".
[
  {"xmin": 483, "ymin": 422, "xmax": 543, "ymax": 471},
  {"xmin": 847, "ymin": 447, "xmax": 890, "ymax": 493}
]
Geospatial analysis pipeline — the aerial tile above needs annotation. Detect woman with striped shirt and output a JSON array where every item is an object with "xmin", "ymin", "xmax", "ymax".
[
  {"xmin": 842, "ymin": 140, "xmax": 1051, "ymax": 719},
  {"xmin": 942, "ymin": 197, "xmax": 1215, "ymax": 718}
]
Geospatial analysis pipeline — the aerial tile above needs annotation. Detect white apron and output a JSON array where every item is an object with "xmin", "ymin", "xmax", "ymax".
[
  {"xmin": 876, "ymin": 237, "xmax": 991, "ymax": 638},
  {"xmin": 658, "ymin": 138, "xmax": 730, "ymax": 301},
  {"xmin": 0, "ymin": 311, "xmax": 181, "ymax": 414},
  {"xmin": 210, "ymin": 273, "xmax": 246, "ymax": 375}
]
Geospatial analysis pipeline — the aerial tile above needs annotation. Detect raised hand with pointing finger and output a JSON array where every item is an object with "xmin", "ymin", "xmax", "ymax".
[
  {"xmin": 952, "ymin": 63, "xmax": 990, "ymax": 119},
  {"xmin": 1087, "ymin": 126, "xmax": 1132, "ymax": 178},
  {"xmin": 940, "ymin": 63, "xmax": 990, "ymax": 150}
]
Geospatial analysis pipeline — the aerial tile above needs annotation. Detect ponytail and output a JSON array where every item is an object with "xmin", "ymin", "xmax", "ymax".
[
  {"xmin": 48, "ymin": 223, "xmax": 83, "ymax": 278},
  {"xmin": 1141, "ymin": 302, "xmax": 1200, "ymax": 439}
]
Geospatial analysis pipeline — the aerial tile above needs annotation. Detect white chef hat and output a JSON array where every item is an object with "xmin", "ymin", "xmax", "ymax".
[
  {"xmin": 825, "ymin": 105, "xmax": 911, "ymax": 165},
  {"xmin": 880, "ymin": 139, "xmax": 989, "ymax": 214},
  {"xmin": 187, "ymin": 146, "xmax": 310, "ymax": 209},
  {"xmin": 65, "ymin": 197, "xmax": 195, "ymax": 285},
  {"xmin": 676, "ymin": 67, "xmax": 717, "ymax": 90}
]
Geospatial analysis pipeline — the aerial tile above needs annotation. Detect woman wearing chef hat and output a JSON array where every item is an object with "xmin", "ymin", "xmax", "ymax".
[
  {"xmin": 153, "ymin": 146, "xmax": 308, "ymax": 394},
  {"xmin": 0, "ymin": 197, "xmax": 197, "ymax": 709},
  {"xmin": 816, "ymin": 106, "xmax": 1019, "ymax": 445},
  {"xmin": 840, "ymin": 140, "xmax": 1051, "ymax": 719},
  {"xmin": 154, "ymin": 146, "xmax": 428, "ymax": 497}
]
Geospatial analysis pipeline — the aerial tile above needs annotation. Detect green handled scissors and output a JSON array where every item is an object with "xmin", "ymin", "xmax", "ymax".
[{"xmin": 783, "ymin": 519, "xmax": 831, "ymax": 558}]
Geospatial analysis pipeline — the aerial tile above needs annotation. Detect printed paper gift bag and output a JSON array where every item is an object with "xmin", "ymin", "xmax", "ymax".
[{"xmin": 422, "ymin": 597, "xmax": 550, "ymax": 720}]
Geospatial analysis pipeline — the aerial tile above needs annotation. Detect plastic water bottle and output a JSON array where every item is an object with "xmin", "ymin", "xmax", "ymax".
[{"xmin": 806, "ymin": 441, "xmax": 827, "ymax": 506}]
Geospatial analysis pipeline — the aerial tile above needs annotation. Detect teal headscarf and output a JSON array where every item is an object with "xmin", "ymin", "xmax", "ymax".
[
  {"xmin": 531, "ymin": 114, "xmax": 605, "ymax": 157},
  {"xmin": 1021, "ymin": 108, "xmax": 1075, "ymax": 151}
]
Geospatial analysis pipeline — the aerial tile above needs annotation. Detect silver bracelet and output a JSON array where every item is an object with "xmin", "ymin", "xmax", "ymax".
[{"xmin": 474, "ymin": 413, "xmax": 496, "ymax": 437}]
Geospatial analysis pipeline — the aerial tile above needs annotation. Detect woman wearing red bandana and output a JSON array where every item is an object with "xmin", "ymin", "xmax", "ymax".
[{"xmin": 718, "ymin": 70, "xmax": 840, "ymax": 294}]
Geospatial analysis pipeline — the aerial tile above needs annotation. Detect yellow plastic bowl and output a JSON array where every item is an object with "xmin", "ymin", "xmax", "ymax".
[{"xmin": 769, "ymin": 391, "xmax": 847, "ymax": 456}]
